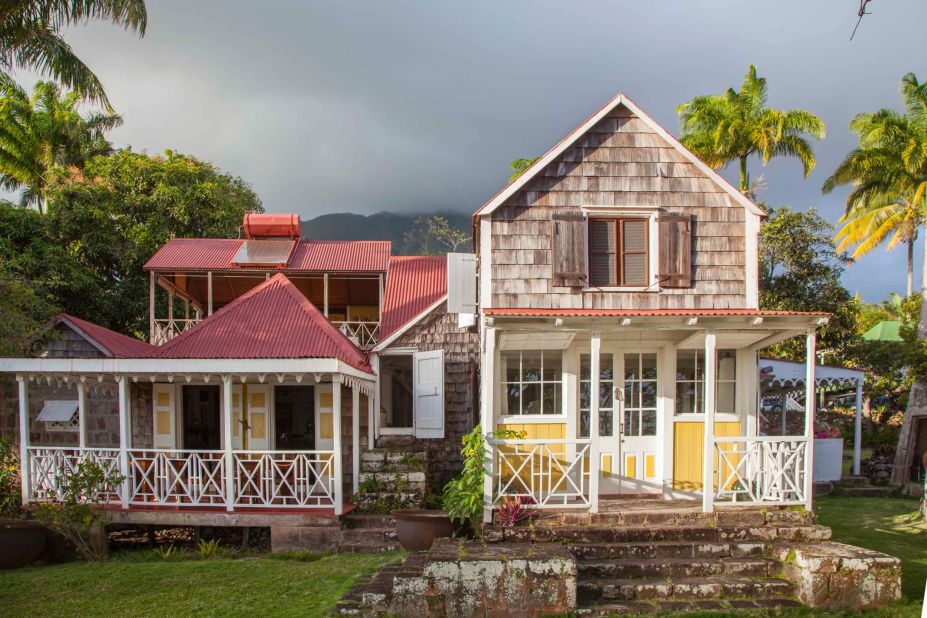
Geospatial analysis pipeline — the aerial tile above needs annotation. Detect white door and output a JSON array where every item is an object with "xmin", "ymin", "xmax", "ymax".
[
  {"xmin": 231, "ymin": 385, "xmax": 244, "ymax": 450},
  {"xmin": 152, "ymin": 384, "xmax": 177, "ymax": 449},
  {"xmin": 615, "ymin": 351, "xmax": 661, "ymax": 494},
  {"xmin": 246, "ymin": 384, "xmax": 271, "ymax": 451},
  {"xmin": 315, "ymin": 384, "xmax": 335, "ymax": 450},
  {"xmin": 413, "ymin": 350, "xmax": 444, "ymax": 439}
]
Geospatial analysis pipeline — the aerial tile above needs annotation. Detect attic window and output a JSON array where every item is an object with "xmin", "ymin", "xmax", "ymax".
[
  {"xmin": 37, "ymin": 400, "xmax": 79, "ymax": 432},
  {"xmin": 231, "ymin": 239, "xmax": 296, "ymax": 267},
  {"xmin": 588, "ymin": 218, "xmax": 649, "ymax": 287}
]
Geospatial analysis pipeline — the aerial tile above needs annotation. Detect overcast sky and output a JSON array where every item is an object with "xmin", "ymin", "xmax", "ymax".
[{"xmin": 13, "ymin": 1, "xmax": 927, "ymax": 301}]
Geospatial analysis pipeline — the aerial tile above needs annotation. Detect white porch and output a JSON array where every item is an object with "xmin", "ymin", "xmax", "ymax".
[
  {"xmin": 479, "ymin": 311, "xmax": 827, "ymax": 520},
  {"xmin": 4, "ymin": 357, "xmax": 376, "ymax": 516}
]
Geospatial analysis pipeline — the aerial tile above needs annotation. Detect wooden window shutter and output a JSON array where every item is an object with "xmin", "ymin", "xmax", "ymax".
[
  {"xmin": 658, "ymin": 214, "xmax": 692, "ymax": 288},
  {"xmin": 551, "ymin": 214, "xmax": 585, "ymax": 284}
]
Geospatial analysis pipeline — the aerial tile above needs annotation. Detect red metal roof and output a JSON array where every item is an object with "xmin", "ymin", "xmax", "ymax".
[
  {"xmin": 154, "ymin": 274, "xmax": 371, "ymax": 371},
  {"xmin": 380, "ymin": 256, "xmax": 448, "ymax": 341},
  {"xmin": 56, "ymin": 314, "xmax": 155, "ymax": 358},
  {"xmin": 483, "ymin": 308, "xmax": 829, "ymax": 318},
  {"xmin": 144, "ymin": 238, "xmax": 390, "ymax": 273}
]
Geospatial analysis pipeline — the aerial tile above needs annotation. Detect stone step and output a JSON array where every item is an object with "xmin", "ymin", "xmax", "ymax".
[
  {"xmin": 838, "ymin": 486, "xmax": 893, "ymax": 497},
  {"xmin": 341, "ymin": 527, "xmax": 397, "ymax": 543},
  {"xmin": 342, "ymin": 513, "xmax": 395, "ymax": 529},
  {"xmin": 496, "ymin": 524, "xmax": 831, "ymax": 544},
  {"xmin": 339, "ymin": 540, "xmax": 402, "ymax": 553},
  {"xmin": 836, "ymin": 475, "xmax": 871, "ymax": 487},
  {"xmin": 358, "ymin": 471, "xmax": 427, "ymax": 491},
  {"xmin": 577, "ymin": 597, "xmax": 804, "ymax": 615},
  {"xmin": 354, "ymin": 491, "xmax": 423, "ymax": 511},
  {"xmin": 578, "ymin": 557, "xmax": 775, "ymax": 579},
  {"xmin": 533, "ymin": 507, "xmax": 813, "ymax": 529},
  {"xmin": 571, "ymin": 540, "xmax": 767, "ymax": 560},
  {"xmin": 578, "ymin": 576, "xmax": 795, "ymax": 603}
]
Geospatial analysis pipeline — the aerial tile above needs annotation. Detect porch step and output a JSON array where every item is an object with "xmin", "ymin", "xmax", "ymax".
[
  {"xmin": 338, "ymin": 527, "xmax": 400, "ymax": 553},
  {"xmin": 571, "ymin": 540, "xmax": 767, "ymax": 560},
  {"xmin": 342, "ymin": 514, "xmax": 395, "ymax": 529},
  {"xmin": 353, "ymin": 491, "xmax": 423, "ymax": 512},
  {"xmin": 358, "ymin": 471, "xmax": 426, "ymax": 492},
  {"xmin": 360, "ymin": 449, "xmax": 427, "ymax": 474},
  {"xmin": 836, "ymin": 474, "xmax": 871, "ymax": 487},
  {"xmin": 577, "ymin": 597, "xmax": 803, "ymax": 615},
  {"xmin": 495, "ymin": 523, "xmax": 831, "ymax": 544},
  {"xmin": 837, "ymin": 485, "xmax": 893, "ymax": 498},
  {"xmin": 578, "ymin": 557, "xmax": 776, "ymax": 579},
  {"xmin": 577, "ymin": 575, "xmax": 796, "ymax": 604}
]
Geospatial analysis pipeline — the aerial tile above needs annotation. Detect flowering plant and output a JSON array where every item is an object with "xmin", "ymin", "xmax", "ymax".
[{"xmin": 496, "ymin": 495, "xmax": 535, "ymax": 527}]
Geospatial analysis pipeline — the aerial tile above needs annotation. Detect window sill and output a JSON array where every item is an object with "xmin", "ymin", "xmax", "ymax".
[
  {"xmin": 496, "ymin": 414, "xmax": 568, "ymax": 425},
  {"xmin": 583, "ymin": 286, "xmax": 659, "ymax": 293}
]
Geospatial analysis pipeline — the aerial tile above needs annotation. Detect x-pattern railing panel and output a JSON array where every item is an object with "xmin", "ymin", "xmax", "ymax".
[
  {"xmin": 28, "ymin": 447, "xmax": 121, "ymax": 502},
  {"xmin": 714, "ymin": 437, "xmax": 808, "ymax": 505},
  {"xmin": 335, "ymin": 321, "xmax": 380, "ymax": 349},
  {"xmin": 233, "ymin": 451, "xmax": 336, "ymax": 507},
  {"xmin": 128, "ymin": 450, "xmax": 227, "ymax": 506},
  {"xmin": 152, "ymin": 318, "xmax": 200, "ymax": 345},
  {"xmin": 491, "ymin": 439, "xmax": 591, "ymax": 508}
]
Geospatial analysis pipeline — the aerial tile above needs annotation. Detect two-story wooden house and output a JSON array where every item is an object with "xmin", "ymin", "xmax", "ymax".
[{"xmin": 2, "ymin": 93, "xmax": 824, "ymax": 532}]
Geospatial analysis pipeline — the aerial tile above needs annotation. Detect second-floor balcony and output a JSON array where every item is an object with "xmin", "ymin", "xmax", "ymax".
[{"xmin": 153, "ymin": 317, "xmax": 381, "ymax": 349}]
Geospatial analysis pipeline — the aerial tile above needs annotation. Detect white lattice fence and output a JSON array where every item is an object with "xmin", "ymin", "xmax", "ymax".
[
  {"xmin": 233, "ymin": 451, "xmax": 336, "ymax": 507},
  {"xmin": 714, "ymin": 437, "xmax": 809, "ymax": 506},
  {"xmin": 491, "ymin": 439, "xmax": 592, "ymax": 508},
  {"xmin": 27, "ymin": 447, "xmax": 121, "ymax": 502},
  {"xmin": 128, "ymin": 450, "xmax": 227, "ymax": 506}
]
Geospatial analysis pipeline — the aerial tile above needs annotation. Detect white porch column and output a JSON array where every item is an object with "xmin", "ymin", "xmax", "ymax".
[
  {"xmin": 589, "ymin": 332, "xmax": 601, "ymax": 514},
  {"xmin": 481, "ymin": 326, "xmax": 496, "ymax": 523},
  {"xmin": 352, "ymin": 383, "xmax": 360, "ymax": 496},
  {"xmin": 804, "ymin": 330, "xmax": 816, "ymax": 510},
  {"xmin": 149, "ymin": 272, "xmax": 156, "ymax": 344},
  {"xmin": 207, "ymin": 271, "xmax": 214, "ymax": 316},
  {"xmin": 17, "ymin": 376, "xmax": 30, "ymax": 505},
  {"xmin": 853, "ymin": 380, "xmax": 863, "ymax": 476},
  {"xmin": 367, "ymin": 389, "xmax": 375, "ymax": 450},
  {"xmin": 702, "ymin": 330, "xmax": 716, "ymax": 513},
  {"xmin": 222, "ymin": 376, "xmax": 235, "ymax": 512},
  {"xmin": 332, "ymin": 377, "xmax": 344, "ymax": 515},
  {"xmin": 117, "ymin": 376, "xmax": 131, "ymax": 509},
  {"xmin": 77, "ymin": 380, "xmax": 88, "ymax": 450}
]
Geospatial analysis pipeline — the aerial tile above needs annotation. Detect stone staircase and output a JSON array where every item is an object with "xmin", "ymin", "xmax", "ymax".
[
  {"xmin": 354, "ymin": 447, "xmax": 428, "ymax": 512},
  {"xmin": 339, "ymin": 514, "xmax": 401, "ymax": 553},
  {"xmin": 833, "ymin": 474, "xmax": 893, "ymax": 498}
]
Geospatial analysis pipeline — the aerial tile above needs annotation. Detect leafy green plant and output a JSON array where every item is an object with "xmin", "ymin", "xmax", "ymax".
[
  {"xmin": 33, "ymin": 459, "xmax": 124, "ymax": 561},
  {"xmin": 358, "ymin": 476, "xmax": 379, "ymax": 494},
  {"xmin": 196, "ymin": 538, "xmax": 221, "ymax": 559},
  {"xmin": 0, "ymin": 438, "xmax": 22, "ymax": 519},
  {"xmin": 154, "ymin": 544, "xmax": 177, "ymax": 560},
  {"xmin": 442, "ymin": 425, "xmax": 525, "ymax": 535}
]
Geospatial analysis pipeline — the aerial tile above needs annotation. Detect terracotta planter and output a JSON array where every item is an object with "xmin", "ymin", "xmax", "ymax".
[
  {"xmin": 0, "ymin": 520, "xmax": 47, "ymax": 569},
  {"xmin": 391, "ymin": 509, "xmax": 454, "ymax": 551}
]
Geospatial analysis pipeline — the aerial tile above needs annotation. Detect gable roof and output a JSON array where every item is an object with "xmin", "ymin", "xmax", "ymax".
[
  {"xmin": 472, "ymin": 93, "xmax": 766, "ymax": 219},
  {"xmin": 376, "ymin": 256, "xmax": 448, "ymax": 349},
  {"xmin": 144, "ymin": 238, "xmax": 391, "ymax": 273},
  {"xmin": 154, "ymin": 274, "xmax": 371, "ymax": 372},
  {"xmin": 54, "ymin": 314, "xmax": 155, "ymax": 358}
]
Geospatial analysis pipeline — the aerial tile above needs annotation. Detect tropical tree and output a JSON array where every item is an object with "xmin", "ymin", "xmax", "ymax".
[
  {"xmin": 0, "ymin": 80, "xmax": 121, "ymax": 212},
  {"xmin": 0, "ymin": 0, "xmax": 147, "ymax": 108},
  {"xmin": 508, "ymin": 156, "xmax": 538, "ymax": 183},
  {"xmin": 824, "ymin": 73, "xmax": 927, "ymax": 300},
  {"xmin": 677, "ymin": 65, "xmax": 826, "ymax": 195}
]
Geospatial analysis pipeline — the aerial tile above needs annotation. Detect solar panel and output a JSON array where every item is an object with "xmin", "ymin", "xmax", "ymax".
[{"xmin": 232, "ymin": 239, "xmax": 296, "ymax": 267}]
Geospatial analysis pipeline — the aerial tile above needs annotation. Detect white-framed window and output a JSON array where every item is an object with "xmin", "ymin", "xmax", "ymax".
[
  {"xmin": 500, "ymin": 349, "xmax": 563, "ymax": 416},
  {"xmin": 581, "ymin": 207, "xmax": 659, "ymax": 291},
  {"xmin": 675, "ymin": 349, "xmax": 737, "ymax": 415},
  {"xmin": 579, "ymin": 352, "xmax": 614, "ymax": 437}
]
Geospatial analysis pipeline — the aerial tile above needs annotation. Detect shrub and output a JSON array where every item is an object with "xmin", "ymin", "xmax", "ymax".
[
  {"xmin": 33, "ymin": 459, "xmax": 124, "ymax": 561},
  {"xmin": 496, "ymin": 495, "xmax": 535, "ymax": 528},
  {"xmin": 0, "ymin": 438, "xmax": 21, "ymax": 519},
  {"xmin": 196, "ymin": 538, "xmax": 221, "ymax": 559}
]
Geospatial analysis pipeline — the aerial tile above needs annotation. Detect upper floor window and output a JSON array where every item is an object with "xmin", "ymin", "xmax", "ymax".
[
  {"xmin": 500, "ymin": 349, "xmax": 562, "ymax": 415},
  {"xmin": 588, "ymin": 218, "xmax": 649, "ymax": 287}
]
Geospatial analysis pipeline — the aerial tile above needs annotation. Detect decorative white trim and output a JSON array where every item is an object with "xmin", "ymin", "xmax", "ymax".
[
  {"xmin": 473, "ymin": 93, "xmax": 765, "ymax": 219},
  {"xmin": 744, "ymin": 211, "xmax": 760, "ymax": 308},
  {"xmin": 371, "ymin": 296, "xmax": 447, "ymax": 352}
]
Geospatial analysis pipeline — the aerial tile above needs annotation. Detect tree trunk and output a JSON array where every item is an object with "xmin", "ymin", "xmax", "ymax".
[
  {"xmin": 907, "ymin": 238, "xmax": 914, "ymax": 297},
  {"xmin": 739, "ymin": 157, "xmax": 749, "ymax": 192},
  {"xmin": 891, "ymin": 231, "xmax": 927, "ymax": 484}
]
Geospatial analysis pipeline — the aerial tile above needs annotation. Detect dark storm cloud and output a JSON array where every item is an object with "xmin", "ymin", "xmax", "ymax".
[{"xmin": 21, "ymin": 0, "xmax": 927, "ymax": 300}]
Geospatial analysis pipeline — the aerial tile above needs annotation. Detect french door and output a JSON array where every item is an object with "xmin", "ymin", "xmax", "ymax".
[{"xmin": 580, "ymin": 348, "xmax": 661, "ymax": 495}]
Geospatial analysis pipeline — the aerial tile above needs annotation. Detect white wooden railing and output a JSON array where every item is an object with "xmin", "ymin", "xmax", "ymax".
[
  {"xmin": 233, "ymin": 451, "xmax": 336, "ymax": 508},
  {"xmin": 152, "ymin": 318, "xmax": 199, "ymax": 345},
  {"xmin": 128, "ymin": 449, "xmax": 227, "ymax": 506},
  {"xmin": 28, "ymin": 447, "xmax": 122, "ymax": 501},
  {"xmin": 490, "ymin": 439, "xmax": 592, "ymax": 508},
  {"xmin": 713, "ymin": 436, "xmax": 809, "ymax": 506},
  {"xmin": 25, "ymin": 447, "xmax": 336, "ymax": 510},
  {"xmin": 334, "ymin": 321, "xmax": 380, "ymax": 349}
]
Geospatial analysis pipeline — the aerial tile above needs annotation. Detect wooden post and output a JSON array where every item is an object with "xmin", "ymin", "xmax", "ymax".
[
  {"xmin": 702, "ymin": 330, "xmax": 716, "ymax": 513},
  {"xmin": 222, "ymin": 376, "xmax": 235, "ymax": 512},
  {"xmin": 207, "ymin": 271, "xmax": 214, "ymax": 316},
  {"xmin": 77, "ymin": 380, "xmax": 88, "ymax": 450},
  {"xmin": 367, "ymin": 389, "xmax": 375, "ymax": 450},
  {"xmin": 804, "ymin": 330, "xmax": 816, "ymax": 510},
  {"xmin": 149, "ymin": 272, "xmax": 156, "ymax": 344},
  {"xmin": 323, "ymin": 273, "xmax": 329, "ymax": 317},
  {"xmin": 589, "ymin": 332, "xmax": 601, "ymax": 513},
  {"xmin": 352, "ymin": 383, "xmax": 360, "ymax": 496},
  {"xmin": 481, "ymin": 326, "xmax": 496, "ymax": 523},
  {"xmin": 332, "ymin": 377, "xmax": 343, "ymax": 515},
  {"xmin": 853, "ymin": 380, "xmax": 863, "ymax": 476},
  {"xmin": 17, "ymin": 376, "xmax": 30, "ymax": 505},
  {"xmin": 117, "ymin": 376, "xmax": 131, "ymax": 510}
]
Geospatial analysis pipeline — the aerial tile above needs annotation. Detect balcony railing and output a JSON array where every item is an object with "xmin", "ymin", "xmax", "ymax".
[
  {"xmin": 713, "ymin": 436, "xmax": 809, "ymax": 506},
  {"xmin": 489, "ymin": 438, "xmax": 592, "ymax": 508},
  {"xmin": 152, "ymin": 318, "xmax": 199, "ymax": 345},
  {"xmin": 334, "ymin": 321, "xmax": 380, "ymax": 349},
  {"xmin": 26, "ymin": 447, "xmax": 337, "ymax": 510}
]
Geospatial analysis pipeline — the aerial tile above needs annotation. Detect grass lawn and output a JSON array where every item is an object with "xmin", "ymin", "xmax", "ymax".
[{"xmin": 0, "ymin": 550, "xmax": 402, "ymax": 618}]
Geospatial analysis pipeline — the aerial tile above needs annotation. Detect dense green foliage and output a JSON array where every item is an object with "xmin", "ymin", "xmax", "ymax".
[
  {"xmin": 678, "ymin": 65, "xmax": 826, "ymax": 193},
  {"xmin": 0, "ymin": 0, "xmax": 147, "ymax": 108},
  {"xmin": 0, "ymin": 438, "xmax": 21, "ymax": 519},
  {"xmin": 508, "ymin": 156, "xmax": 539, "ymax": 183}
]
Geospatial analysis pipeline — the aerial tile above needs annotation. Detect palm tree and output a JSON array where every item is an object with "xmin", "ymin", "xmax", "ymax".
[
  {"xmin": 0, "ymin": 0, "xmax": 147, "ymax": 108},
  {"xmin": 677, "ymin": 65, "xmax": 826, "ymax": 195},
  {"xmin": 823, "ymin": 72, "xmax": 927, "ymax": 304},
  {"xmin": 0, "ymin": 80, "xmax": 122, "ymax": 212}
]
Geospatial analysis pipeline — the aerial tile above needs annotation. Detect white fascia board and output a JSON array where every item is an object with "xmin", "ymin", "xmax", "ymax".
[
  {"xmin": 0, "ymin": 357, "xmax": 374, "ymax": 379},
  {"xmin": 372, "ymin": 296, "xmax": 447, "ymax": 352},
  {"xmin": 474, "ymin": 93, "xmax": 765, "ymax": 220}
]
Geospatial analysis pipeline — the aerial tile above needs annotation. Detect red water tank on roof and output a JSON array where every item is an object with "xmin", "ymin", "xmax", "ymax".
[{"xmin": 242, "ymin": 213, "xmax": 301, "ymax": 239}]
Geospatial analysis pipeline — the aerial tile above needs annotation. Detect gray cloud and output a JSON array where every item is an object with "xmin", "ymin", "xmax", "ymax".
[{"xmin": 12, "ymin": 0, "xmax": 927, "ymax": 300}]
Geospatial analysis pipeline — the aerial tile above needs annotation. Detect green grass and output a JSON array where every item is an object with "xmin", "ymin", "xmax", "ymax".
[{"xmin": 0, "ymin": 550, "xmax": 402, "ymax": 618}]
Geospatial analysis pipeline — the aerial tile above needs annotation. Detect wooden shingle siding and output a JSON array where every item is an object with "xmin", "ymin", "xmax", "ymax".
[{"xmin": 489, "ymin": 103, "xmax": 748, "ymax": 310}]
